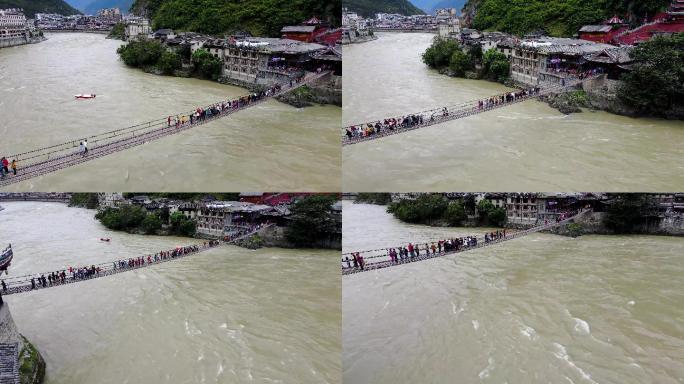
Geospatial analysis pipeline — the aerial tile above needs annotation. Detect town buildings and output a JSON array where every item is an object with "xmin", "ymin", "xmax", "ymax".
[
  {"xmin": 123, "ymin": 16, "xmax": 151, "ymax": 40},
  {"xmin": 0, "ymin": 8, "xmax": 27, "ymax": 39}
]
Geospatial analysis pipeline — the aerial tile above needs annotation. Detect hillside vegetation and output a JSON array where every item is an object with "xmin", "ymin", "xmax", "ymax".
[
  {"xmin": 342, "ymin": 0, "xmax": 424, "ymax": 18},
  {"xmin": 131, "ymin": 0, "xmax": 341, "ymax": 37},
  {"xmin": 0, "ymin": 0, "xmax": 80, "ymax": 17},
  {"xmin": 463, "ymin": 0, "xmax": 671, "ymax": 37}
]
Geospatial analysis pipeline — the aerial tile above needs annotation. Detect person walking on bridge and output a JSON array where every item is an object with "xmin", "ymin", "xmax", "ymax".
[
  {"xmin": 0, "ymin": 157, "xmax": 8, "ymax": 178},
  {"xmin": 83, "ymin": 139, "xmax": 88, "ymax": 155},
  {"xmin": 10, "ymin": 159, "xmax": 16, "ymax": 176}
]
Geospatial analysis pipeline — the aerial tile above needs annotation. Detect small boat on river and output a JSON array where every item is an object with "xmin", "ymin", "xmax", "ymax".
[{"xmin": 75, "ymin": 94, "xmax": 96, "ymax": 99}]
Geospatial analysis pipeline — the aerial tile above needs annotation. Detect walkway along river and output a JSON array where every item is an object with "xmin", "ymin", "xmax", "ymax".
[
  {"xmin": 0, "ymin": 202, "xmax": 340, "ymax": 384},
  {"xmin": 342, "ymin": 201, "xmax": 684, "ymax": 384},
  {"xmin": 0, "ymin": 33, "xmax": 341, "ymax": 191},
  {"xmin": 342, "ymin": 33, "xmax": 684, "ymax": 192}
]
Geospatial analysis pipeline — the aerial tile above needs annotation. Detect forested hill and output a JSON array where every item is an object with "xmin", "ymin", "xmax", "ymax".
[
  {"xmin": 342, "ymin": 0, "xmax": 425, "ymax": 18},
  {"xmin": 130, "ymin": 0, "xmax": 341, "ymax": 37},
  {"xmin": 463, "ymin": 0, "xmax": 671, "ymax": 37},
  {"xmin": 0, "ymin": 0, "xmax": 81, "ymax": 17}
]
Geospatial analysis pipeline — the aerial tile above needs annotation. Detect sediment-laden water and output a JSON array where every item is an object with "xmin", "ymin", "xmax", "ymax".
[
  {"xmin": 342, "ymin": 33, "xmax": 684, "ymax": 191},
  {"xmin": 0, "ymin": 33, "xmax": 340, "ymax": 191},
  {"xmin": 1, "ymin": 202, "xmax": 340, "ymax": 384},
  {"xmin": 342, "ymin": 201, "xmax": 684, "ymax": 383}
]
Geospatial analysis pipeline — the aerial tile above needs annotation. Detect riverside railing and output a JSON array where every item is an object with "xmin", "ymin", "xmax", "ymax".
[
  {"xmin": 341, "ymin": 209, "xmax": 591, "ymax": 275},
  {"xmin": 0, "ymin": 71, "xmax": 330, "ymax": 188}
]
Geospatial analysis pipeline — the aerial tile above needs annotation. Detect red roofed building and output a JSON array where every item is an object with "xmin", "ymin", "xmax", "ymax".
[{"xmin": 281, "ymin": 17, "xmax": 329, "ymax": 43}]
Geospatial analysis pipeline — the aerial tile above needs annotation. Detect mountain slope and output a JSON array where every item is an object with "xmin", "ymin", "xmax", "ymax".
[
  {"xmin": 0, "ymin": 0, "xmax": 81, "ymax": 17},
  {"xmin": 343, "ymin": 0, "xmax": 425, "ymax": 17},
  {"xmin": 463, "ymin": 0, "xmax": 671, "ymax": 37},
  {"xmin": 131, "ymin": 0, "xmax": 341, "ymax": 37}
]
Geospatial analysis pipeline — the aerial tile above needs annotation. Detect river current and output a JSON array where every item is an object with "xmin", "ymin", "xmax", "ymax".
[
  {"xmin": 342, "ymin": 33, "xmax": 684, "ymax": 191},
  {"xmin": 342, "ymin": 201, "xmax": 684, "ymax": 383},
  {"xmin": 1, "ymin": 202, "xmax": 340, "ymax": 384},
  {"xmin": 0, "ymin": 33, "xmax": 341, "ymax": 191}
]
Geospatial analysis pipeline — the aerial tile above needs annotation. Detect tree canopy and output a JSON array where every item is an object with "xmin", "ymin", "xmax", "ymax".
[{"xmin": 131, "ymin": 0, "xmax": 341, "ymax": 37}]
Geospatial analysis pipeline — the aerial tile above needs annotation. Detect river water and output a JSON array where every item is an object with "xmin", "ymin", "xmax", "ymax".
[
  {"xmin": 342, "ymin": 33, "xmax": 684, "ymax": 191},
  {"xmin": 342, "ymin": 201, "xmax": 684, "ymax": 383},
  {"xmin": 0, "ymin": 33, "xmax": 341, "ymax": 191},
  {"xmin": 1, "ymin": 202, "xmax": 340, "ymax": 384}
]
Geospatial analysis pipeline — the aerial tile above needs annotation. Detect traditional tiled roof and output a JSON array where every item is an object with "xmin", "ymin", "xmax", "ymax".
[{"xmin": 579, "ymin": 25, "xmax": 613, "ymax": 33}]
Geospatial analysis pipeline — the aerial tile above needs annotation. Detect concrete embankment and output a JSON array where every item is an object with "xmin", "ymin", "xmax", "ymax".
[{"xmin": 0, "ymin": 304, "xmax": 45, "ymax": 384}]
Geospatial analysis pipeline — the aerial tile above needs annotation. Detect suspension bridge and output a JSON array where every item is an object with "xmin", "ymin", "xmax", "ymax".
[
  {"xmin": 0, "ymin": 71, "xmax": 330, "ymax": 188},
  {"xmin": 341, "ymin": 76, "xmax": 598, "ymax": 146},
  {"xmin": 0, "ymin": 225, "xmax": 272, "ymax": 296},
  {"xmin": 341, "ymin": 210, "xmax": 591, "ymax": 275}
]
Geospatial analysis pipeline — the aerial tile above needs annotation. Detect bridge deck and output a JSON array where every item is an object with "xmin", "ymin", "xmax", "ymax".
[
  {"xmin": 342, "ymin": 210, "xmax": 590, "ymax": 275},
  {"xmin": 0, "ymin": 225, "xmax": 271, "ymax": 296},
  {"xmin": 0, "ymin": 72, "xmax": 329, "ymax": 188},
  {"xmin": 341, "ymin": 76, "xmax": 596, "ymax": 146},
  {"xmin": 0, "ymin": 343, "xmax": 18, "ymax": 384}
]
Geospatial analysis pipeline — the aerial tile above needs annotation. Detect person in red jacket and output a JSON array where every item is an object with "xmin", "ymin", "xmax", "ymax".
[{"xmin": 0, "ymin": 157, "xmax": 9, "ymax": 178}]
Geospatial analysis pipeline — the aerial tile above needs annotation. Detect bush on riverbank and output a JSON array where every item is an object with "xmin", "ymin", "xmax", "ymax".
[
  {"xmin": 604, "ymin": 193, "xmax": 658, "ymax": 233},
  {"xmin": 95, "ymin": 206, "xmax": 197, "ymax": 237},
  {"xmin": 117, "ymin": 38, "xmax": 182, "ymax": 75},
  {"xmin": 191, "ymin": 48, "xmax": 222, "ymax": 80},
  {"xmin": 355, "ymin": 193, "xmax": 392, "ymax": 205},
  {"xmin": 423, "ymin": 37, "xmax": 510, "ymax": 83},
  {"xmin": 617, "ymin": 33, "xmax": 684, "ymax": 117},
  {"xmin": 107, "ymin": 22, "xmax": 125, "ymax": 40},
  {"xmin": 387, "ymin": 194, "xmax": 507, "ymax": 227}
]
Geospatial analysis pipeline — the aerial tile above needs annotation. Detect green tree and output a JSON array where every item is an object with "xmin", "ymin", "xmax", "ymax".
[
  {"xmin": 449, "ymin": 50, "xmax": 473, "ymax": 77},
  {"xmin": 487, "ymin": 207, "xmax": 507, "ymax": 227},
  {"xmin": 169, "ymin": 212, "xmax": 196, "ymax": 236},
  {"xmin": 482, "ymin": 49, "xmax": 510, "ymax": 82},
  {"xmin": 107, "ymin": 22, "xmax": 125, "ymax": 40},
  {"xmin": 157, "ymin": 50, "xmax": 181, "ymax": 74},
  {"xmin": 117, "ymin": 38, "xmax": 165, "ymax": 68},
  {"xmin": 423, "ymin": 37, "xmax": 462, "ymax": 68},
  {"xmin": 191, "ymin": 49, "xmax": 223, "ymax": 80},
  {"xmin": 285, "ymin": 195, "xmax": 338, "ymax": 247},
  {"xmin": 604, "ymin": 193, "xmax": 656, "ymax": 233},
  {"xmin": 95, "ymin": 205, "xmax": 147, "ymax": 231},
  {"xmin": 444, "ymin": 201, "xmax": 467, "ymax": 226},
  {"xmin": 355, "ymin": 193, "xmax": 392, "ymax": 205},
  {"xmin": 69, "ymin": 193, "xmax": 99, "ymax": 209},
  {"xmin": 387, "ymin": 194, "xmax": 449, "ymax": 224},
  {"xmin": 618, "ymin": 33, "xmax": 684, "ymax": 116},
  {"xmin": 141, "ymin": 214, "xmax": 162, "ymax": 234}
]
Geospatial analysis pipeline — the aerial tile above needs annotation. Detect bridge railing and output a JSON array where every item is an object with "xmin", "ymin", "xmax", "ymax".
[
  {"xmin": 0, "ymin": 224, "xmax": 272, "ymax": 295},
  {"xmin": 342, "ymin": 209, "xmax": 591, "ymax": 274},
  {"xmin": 341, "ymin": 75, "xmax": 601, "ymax": 146},
  {"xmin": 0, "ymin": 71, "xmax": 329, "ymax": 186}
]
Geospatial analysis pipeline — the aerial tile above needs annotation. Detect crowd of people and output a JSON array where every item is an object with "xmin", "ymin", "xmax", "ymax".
[
  {"xmin": 343, "ymin": 86, "xmax": 544, "ymax": 142},
  {"xmin": 165, "ymin": 81, "xmax": 291, "ymax": 130},
  {"xmin": 342, "ymin": 231, "xmax": 509, "ymax": 271},
  {"xmin": 0, "ymin": 157, "xmax": 17, "ymax": 179},
  {"xmin": 0, "ymin": 240, "xmax": 222, "ymax": 293}
]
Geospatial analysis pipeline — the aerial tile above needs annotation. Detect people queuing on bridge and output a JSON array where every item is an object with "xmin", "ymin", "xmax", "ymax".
[
  {"xmin": 0, "ymin": 157, "xmax": 13, "ymax": 179},
  {"xmin": 342, "ymin": 231, "xmax": 511, "ymax": 271},
  {"xmin": 343, "ymin": 86, "xmax": 543, "ymax": 143}
]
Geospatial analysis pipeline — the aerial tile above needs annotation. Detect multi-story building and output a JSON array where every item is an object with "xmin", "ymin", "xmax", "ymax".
[
  {"xmin": 196, "ymin": 201, "xmax": 273, "ymax": 238},
  {"xmin": 506, "ymin": 193, "xmax": 540, "ymax": 225},
  {"xmin": 123, "ymin": 16, "xmax": 151, "ymax": 41},
  {"xmin": 438, "ymin": 18, "xmax": 460, "ymax": 38},
  {"xmin": 222, "ymin": 37, "xmax": 325, "ymax": 84},
  {"xmin": 0, "ymin": 8, "xmax": 28, "ymax": 40},
  {"xmin": 98, "ymin": 193, "xmax": 125, "ymax": 208},
  {"xmin": 509, "ymin": 37, "xmax": 613, "ymax": 86}
]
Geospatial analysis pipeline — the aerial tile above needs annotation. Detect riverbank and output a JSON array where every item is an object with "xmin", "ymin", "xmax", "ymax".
[{"xmin": 548, "ymin": 211, "xmax": 684, "ymax": 237}]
